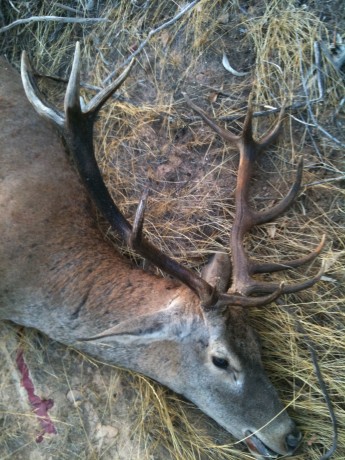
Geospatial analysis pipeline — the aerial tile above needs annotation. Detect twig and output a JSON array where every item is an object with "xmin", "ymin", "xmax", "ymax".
[
  {"xmin": 314, "ymin": 42, "xmax": 325, "ymax": 100},
  {"xmin": 55, "ymin": 3, "xmax": 84, "ymax": 15},
  {"xmin": 334, "ymin": 97, "xmax": 345, "ymax": 123},
  {"xmin": 183, "ymin": 45, "xmax": 326, "ymax": 123},
  {"xmin": 32, "ymin": 72, "xmax": 137, "ymax": 105},
  {"xmin": 180, "ymin": 99, "xmax": 322, "ymax": 125},
  {"xmin": 206, "ymin": 43, "xmax": 344, "ymax": 144},
  {"xmin": 299, "ymin": 113, "xmax": 323, "ymax": 161},
  {"xmin": 299, "ymin": 43, "xmax": 345, "ymax": 148},
  {"xmin": 130, "ymin": 0, "xmax": 151, "ymax": 10},
  {"xmin": 304, "ymin": 176, "xmax": 345, "ymax": 187},
  {"xmin": 219, "ymin": 101, "xmax": 314, "ymax": 121},
  {"xmin": 0, "ymin": 16, "xmax": 109, "ymax": 34},
  {"xmin": 281, "ymin": 305, "xmax": 338, "ymax": 460},
  {"xmin": 102, "ymin": 0, "xmax": 201, "ymax": 85}
]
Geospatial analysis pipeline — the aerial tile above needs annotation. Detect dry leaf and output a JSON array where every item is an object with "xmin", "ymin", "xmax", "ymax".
[
  {"xmin": 209, "ymin": 91, "xmax": 218, "ymax": 103},
  {"xmin": 222, "ymin": 52, "xmax": 249, "ymax": 76}
]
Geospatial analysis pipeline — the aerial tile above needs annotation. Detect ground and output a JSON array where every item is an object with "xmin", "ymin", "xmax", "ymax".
[{"xmin": 0, "ymin": 1, "xmax": 344, "ymax": 459}]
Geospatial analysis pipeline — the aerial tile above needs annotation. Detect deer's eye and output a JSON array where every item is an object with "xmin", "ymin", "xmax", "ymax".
[{"xmin": 212, "ymin": 356, "xmax": 229, "ymax": 369}]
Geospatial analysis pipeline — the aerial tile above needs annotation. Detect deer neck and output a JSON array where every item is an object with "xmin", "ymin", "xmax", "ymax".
[{"xmin": 5, "ymin": 218, "xmax": 198, "ymax": 342}]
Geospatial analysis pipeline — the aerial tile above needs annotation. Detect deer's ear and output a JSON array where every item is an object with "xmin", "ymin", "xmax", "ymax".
[
  {"xmin": 201, "ymin": 252, "xmax": 231, "ymax": 293},
  {"xmin": 77, "ymin": 309, "xmax": 185, "ymax": 344}
]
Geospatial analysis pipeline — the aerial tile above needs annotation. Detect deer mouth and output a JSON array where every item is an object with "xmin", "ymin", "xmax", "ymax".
[{"xmin": 244, "ymin": 431, "xmax": 279, "ymax": 458}]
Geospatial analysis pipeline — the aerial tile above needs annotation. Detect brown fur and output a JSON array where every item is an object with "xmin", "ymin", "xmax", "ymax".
[{"xmin": 0, "ymin": 57, "xmax": 301, "ymax": 457}]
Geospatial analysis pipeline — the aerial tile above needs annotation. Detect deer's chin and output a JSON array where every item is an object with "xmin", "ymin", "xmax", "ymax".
[{"xmin": 244, "ymin": 431, "xmax": 279, "ymax": 458}]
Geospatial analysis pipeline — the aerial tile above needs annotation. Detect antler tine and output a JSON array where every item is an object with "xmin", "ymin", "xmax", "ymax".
[
  {"xmin": 257, "ymin": 101, "xmax": 286, "ymax": 150},
  {"xmin": 130, "ymin": 187, "xmax": 149, "ymax": 247},
  {"xmin": 185, "ymin": 94, "xmax": 324, "ymax": 306},
  {"xmin": 64, "ymin": 42, "xmax": 135, "ymax": 117},
  {"xmin": 21, "ymin": 43, "xmax": 217, "ymax": 308},
  {"xmin": 85, "ymin": 59, "xmax": 134, "ymax": 114},
  {"xmin": 212, "ymin": 285, "xmax": 284, "ymax": 310},
  {"xmin": 252, "ymin": 157, "xmax": 303, "ymax": 226},
  {"xmin": 183, "ymin": 93, "xmax": 240, "ymax": 143},
  {"xmin": 64, "ymin": 41, "xmax": 82, "ymax": 114},
  {"xmin": 251, "ymin": 234, "xmax": 326, "ymax": 274},
  {"xmin": 241, "ymin": 95, "xmax": 255, "ymax": 143},
  {"xmin": 21, "ymin": 52, "xmax": 64, "ymax": 127},
  {"xmin": 242, "ymin": 261, "xmax": 325, "ymax": 296}
]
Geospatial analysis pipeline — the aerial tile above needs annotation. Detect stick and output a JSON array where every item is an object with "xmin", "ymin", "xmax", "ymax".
[
  {"xmin": 304, "ymin": 176, "xmax": 345, "ymax": 187},
  {"xmin": 180, "ymin": 99, "xmax": 324, "ymax": 125},
  {"xmin": 299, "ymin": 43, "xmax": 345, "ymax": 148},
  {"xmin": 0, "ymin": 16, "xmax": 109, "ymax": 34},
  {"xmin": 55, "ymin": 3, "xmax": 84, "ymax": 15},
  {"xmin": 102, "ymin": 0, "xmax": 201, "ymax": 85},
  {"xmin": 281, "ymin": 305, "xmax": 338, "ymax": 460}
]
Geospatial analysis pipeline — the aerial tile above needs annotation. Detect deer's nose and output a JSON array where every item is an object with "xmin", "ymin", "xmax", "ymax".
[{"xmin": 286, "ymin": 429, "xmax": 302, "ymax": 451}]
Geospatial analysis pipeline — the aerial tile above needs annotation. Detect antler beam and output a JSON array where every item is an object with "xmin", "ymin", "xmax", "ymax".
[{"xmin": 21, "ymin": 42, "xmax": 218, "ymax": 307}]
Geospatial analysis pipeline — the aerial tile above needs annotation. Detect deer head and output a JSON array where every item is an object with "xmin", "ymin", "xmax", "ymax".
[{"xmin": 16, "ymin": 42, "xmax": 325, "ymax": 457}]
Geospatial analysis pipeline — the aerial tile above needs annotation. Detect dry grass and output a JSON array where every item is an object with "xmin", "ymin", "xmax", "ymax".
[{"xmin": 1, "ymin": 0, "xmax": 344, "ymax": 459}]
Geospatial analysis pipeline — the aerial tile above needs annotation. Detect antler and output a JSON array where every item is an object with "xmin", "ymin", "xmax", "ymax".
[
  {"xmin": 21, "ymin": 42, "xmax": 220, "ymax": 308},
  {"xmin": 184, "ymin": 94, "xmax": 325, "ymax": 305},
  {"xmin": 21, "ymin": 42, "xmax": 323, "ymax": 311}
]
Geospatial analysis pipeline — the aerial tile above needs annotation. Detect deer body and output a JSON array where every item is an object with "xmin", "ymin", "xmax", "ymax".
[
  {"xmin": 0, "ymin": 56, "xmax": 181, "ymax": 337},
  {"xmin": 1, "ymin": 47, "xmax": 325, "ymax": 457},
  {"xmin": 0, "ymin": 57, "xmax": 197, "ymax": 388}
]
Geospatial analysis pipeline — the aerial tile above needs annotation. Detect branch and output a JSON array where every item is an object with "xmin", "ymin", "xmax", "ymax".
[
  {"xmin": 281, "ymin": 305, "xmax": 338, "ymax": 460},
  {"xmin": 0, "ymin": 15, "xmax": 109, "ymax": 34},
  {"xmin": 102, "ymin": 0, "xmax": 201, "ymax": 85},
  {"xmin": 299, "ymin": 42, "xmax": 345, "ymax": 148},
  {"xmin": 189, "ymin": 41, "xmax": 344, "ymax": 148}
]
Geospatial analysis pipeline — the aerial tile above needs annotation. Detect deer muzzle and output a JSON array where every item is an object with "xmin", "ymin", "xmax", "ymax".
[{"xmin": 244, "ymin": 427, "xmax": 302, "ymax": 458}]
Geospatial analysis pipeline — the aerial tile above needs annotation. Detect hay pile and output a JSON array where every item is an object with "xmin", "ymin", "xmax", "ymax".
[{"xmin": 0, "ymin": 1, "xmax": 344, "ymax": 459}]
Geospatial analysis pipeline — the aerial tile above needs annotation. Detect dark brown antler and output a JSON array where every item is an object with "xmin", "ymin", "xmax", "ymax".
[
  {"xmin": 21, "ymin": 41, "xmax": 324, "ymax": 312},
  {"xmin": 21, "ymin": 42, "xmax": 218, "ymax": 307},
  {"xmin": 184, "ymin": 94, "xmax": 325, "ymax": 305}
]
